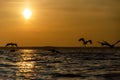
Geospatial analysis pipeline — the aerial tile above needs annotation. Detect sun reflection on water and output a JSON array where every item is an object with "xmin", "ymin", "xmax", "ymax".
[
  {"xmin": 16, "ymin": 49, "xmax": 36, "ymax": 79},
  {"xmin": 17, "ymin": 61, "xmax": 34, "ymax": 72}
]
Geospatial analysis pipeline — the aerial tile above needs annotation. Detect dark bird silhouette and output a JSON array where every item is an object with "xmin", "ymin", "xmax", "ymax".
[
  {"xmin": 98, "ymin": 40, "xmax": 120, "ymax": 48},
  {"xmin": 5, "ymin": 42, "xmax": 18, "ymax": 47},
  {"xmin": 78, "ymin": 38, "xmax": 92, "ymax": 47}
]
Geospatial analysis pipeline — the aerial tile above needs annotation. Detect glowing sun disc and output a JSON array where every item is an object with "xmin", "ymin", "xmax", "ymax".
[{"xmin": 23, "ymin": 8, "xmax": 32, "ymax": 19}]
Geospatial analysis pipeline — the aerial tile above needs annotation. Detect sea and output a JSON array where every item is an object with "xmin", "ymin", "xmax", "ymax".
[{"xmin": 0, "ymin": 47, "xmax": 120, "ymax": 80}]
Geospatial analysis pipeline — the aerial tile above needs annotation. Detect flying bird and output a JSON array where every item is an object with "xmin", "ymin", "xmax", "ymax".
[
  {"xmin": 78, "ymin": 38, "xmax": 92, "ymax": 47},
  {"xmin": 5, "ymin": 42, "xmax": 18, "ymax": 47},
  {"xmin": 98, "ymin": 40, "xmax": 120, "ymax": 48}
]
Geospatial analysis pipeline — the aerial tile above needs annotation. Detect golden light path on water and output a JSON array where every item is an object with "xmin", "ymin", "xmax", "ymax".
[{"xmin": 16, "ymin": 50, "xmax": 36, "ymax": 78}]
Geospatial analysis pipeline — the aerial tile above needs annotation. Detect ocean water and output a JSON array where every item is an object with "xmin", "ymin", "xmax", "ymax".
[{"xmin": 0, "ymin": 47, "xmax": 120, "ymax": 80}]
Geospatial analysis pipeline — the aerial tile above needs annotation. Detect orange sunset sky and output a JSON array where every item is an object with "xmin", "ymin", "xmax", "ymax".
[{"xmin": 0, "ymin": 0, "xmax": 119, "ymax": 47}]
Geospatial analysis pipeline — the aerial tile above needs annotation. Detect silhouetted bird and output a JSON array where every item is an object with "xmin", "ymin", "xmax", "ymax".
[
  {"xmin": 78, "ymin": 38, "xmax": 92, "ymax": 47},
  {"xmin": 98, "ymin": 40, "xmax": 120, "ymax": 48},
  {"xmin": 5, "ymin": 42, "xmax": 18, "ymax": 47}
]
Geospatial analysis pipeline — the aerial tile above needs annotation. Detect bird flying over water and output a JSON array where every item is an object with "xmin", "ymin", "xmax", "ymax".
[
  {"xmin": 78, "ymin": 38, "xmax": 92, "ymax": 47},
  {"xmin": 98, "ymin": 40, "xmax": 120, "ymax": 48}
]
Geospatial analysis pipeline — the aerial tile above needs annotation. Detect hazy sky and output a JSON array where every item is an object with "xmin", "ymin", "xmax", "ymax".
[{"xmin": 0, "ymin": 0, "xmax": 119, "ymax": 47}]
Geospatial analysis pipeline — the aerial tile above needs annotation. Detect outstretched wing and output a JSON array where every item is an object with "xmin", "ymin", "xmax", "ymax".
[
  {"xmin": 15, "ymin": 44, "xmax": 18, "ymax": 47},
  {"xmin": 5, "ymin": 44, "xmax": 8, "ymax": 47},
  {"xmin": 78, "ymin": 38, "xmax": 84, "ymax": 41},
  {"xmin": 98, "ymin": 41, "xmax": 106, "ymax": 45},
  {"xmin": 87, "ymin": 40, "xmax": 92, "ymax": 44},
  {"xmin": 98, "ymin": 40, "xmax": 112, "ymax": 47},
  {"xmin": 103, "ymin": 40, "xmax": 114, "ymax": 47},
  {"xmin": 113, "ymin": 40, "xmax": 120, "ymax": 46}
]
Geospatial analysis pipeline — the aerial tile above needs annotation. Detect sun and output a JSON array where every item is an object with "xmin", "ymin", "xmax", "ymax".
[{"xmin": 23, "ymin": 8, "xmax": 32, "ymax": 19}]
